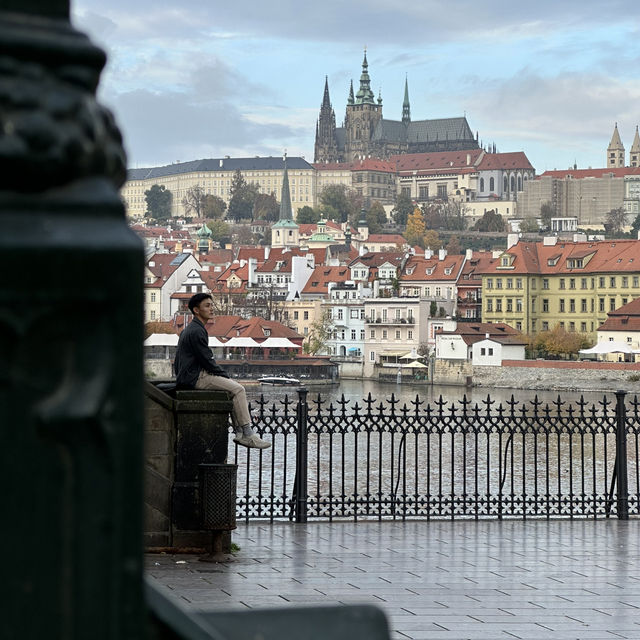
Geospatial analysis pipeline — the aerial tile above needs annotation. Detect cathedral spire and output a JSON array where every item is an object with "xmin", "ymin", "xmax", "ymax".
[
  {"xmin": 630, "ymin": 125, "xmax": 640, "ymax": 167},
  {"xmin": 607, "ymin": 122, "xmax": 625, "ymax": 168},
  {"xmin": 279, "ymin": 154, "xmax": 293, "ymax": 221},
  {"xmin": 402, "ymin": 75, "xmax": 411, "ymax": 125},
  {"xmin": 347, "ymin": 80, "xmax": 354, "ymax": 106},
  {"xmin": 355, "ymin": 49, "xmax": 375, "ymax": 104},
  {"xmin": 322, "ymin": 76, "xmax": 331, "ymax": 109}
]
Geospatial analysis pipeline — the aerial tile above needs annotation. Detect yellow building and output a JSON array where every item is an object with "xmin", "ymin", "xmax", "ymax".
[
  {"xmin": 122, "ymin": 156, "xmax": 316, "ymax": 220},
  {"xmin": 280, "ymin": 299, "xmax": 323, "ymax": 343},
  {"xmin": 480, "ymin": 238, "xmax": 640, "ymax": 340}
]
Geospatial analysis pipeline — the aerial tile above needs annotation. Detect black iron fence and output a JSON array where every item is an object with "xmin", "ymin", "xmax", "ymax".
[{"xmin": 233, "ymin": 389, "xmax": 640, "ymax": 521}]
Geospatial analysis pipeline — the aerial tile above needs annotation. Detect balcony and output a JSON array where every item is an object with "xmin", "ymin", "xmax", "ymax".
[{"xmin": 365, "ymin": 317, "xmax": 415, "ymax": 325}]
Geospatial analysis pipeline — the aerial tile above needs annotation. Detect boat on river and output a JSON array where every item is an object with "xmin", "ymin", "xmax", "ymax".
[{"xmin": 258, "ymin": 375, "xmax": 301, "ymax": 386}]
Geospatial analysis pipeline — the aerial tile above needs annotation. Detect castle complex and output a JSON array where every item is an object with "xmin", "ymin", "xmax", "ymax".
[{"xmin": 314, "ymin": 52, "xmax": 479, "ymax": 163}]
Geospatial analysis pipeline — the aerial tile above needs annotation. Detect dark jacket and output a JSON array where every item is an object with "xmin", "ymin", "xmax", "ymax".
[{"xmin": 175, "ymin": 317, "xmax": 229, "ymax": 389}]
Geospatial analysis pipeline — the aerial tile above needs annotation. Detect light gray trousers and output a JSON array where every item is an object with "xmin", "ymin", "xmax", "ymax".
[{"xmin": 195, "ymin": 371, "xmax": 251, "ymax": 429}]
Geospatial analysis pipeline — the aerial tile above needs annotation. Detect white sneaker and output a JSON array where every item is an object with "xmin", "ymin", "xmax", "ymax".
[{"xmin": 233, "ymin": 433, "xmax": 271, "ymax": 449}]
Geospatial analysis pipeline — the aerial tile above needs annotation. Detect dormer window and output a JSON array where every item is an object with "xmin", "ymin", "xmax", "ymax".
[
  {"xmin": 263, "ymin": 328, "xmax": 271, "ymax": 336},
  {"xmin": 547, "ymin": 254, "xmax": 560, "ymax": 267},
  {"xmin": 426, "ymin": 267, "xmax": 435, "ymax": 275}
]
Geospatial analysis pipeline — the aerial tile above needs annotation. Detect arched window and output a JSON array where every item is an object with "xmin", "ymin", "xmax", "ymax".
[
  {"xmin": 517, "ymin": 176, "xmax": 522, "ymax": 191},
  {"xmin": 503, "ymin": 176, "xmax": 508, "ymax": 192},
  {"xmin": 510, "ymin": 175, "xmax": 516, "ymax": 192},
  {"xmin": 480, "ymin": 178, "xmax": 485, "ymax": 192},
  {"xmin": 489, "ymin": 177, "xmax": 495, "ymax": 192}
]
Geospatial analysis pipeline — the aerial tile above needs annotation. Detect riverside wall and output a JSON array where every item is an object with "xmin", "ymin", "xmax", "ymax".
[{"xmin": 473, "ymin": 360, "xmax": 640, "ymax": 393}]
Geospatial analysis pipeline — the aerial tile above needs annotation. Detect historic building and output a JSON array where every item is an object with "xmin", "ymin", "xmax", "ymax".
[{"xmin": 314, "ymin": 51, "xmax": 479, "ymax": 163}]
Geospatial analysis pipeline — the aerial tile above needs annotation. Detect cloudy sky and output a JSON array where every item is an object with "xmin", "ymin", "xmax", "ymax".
[{"xmin": 71, "ymin": 1, "xmax": 640, "ymax": 174}]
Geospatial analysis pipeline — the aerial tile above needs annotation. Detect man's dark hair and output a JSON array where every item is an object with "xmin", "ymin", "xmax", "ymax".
[{"xmin": 188, "ymin": 293, "xmax": 213, "ymax": 313}]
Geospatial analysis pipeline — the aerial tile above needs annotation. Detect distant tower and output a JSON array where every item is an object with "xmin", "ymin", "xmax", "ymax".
[
  {"xmin": 357, "ymin": 207, "xmax": 369, "ymax": 242},
  {"xmin": 630, "ymin": 126, "xmax": 640, "ymax": 167},
  {"xmin": 344, "ymin": 50, "xmax": 383, "ymax": 162},
  {"xmin": 196, "ymin": 222, "xmax": 212, "ymax": 252},
  {"xmin": 402, "ymin": 76, "xmax": 411, "ymax": 125},
  {"xmin": 607, "ymin": 123, "xmax": 625, "ymax": 168},
  {"xmin": 271, "ymin": 157, "xmax": 299, "ymax": 248},
  {"xmin": 314, "ymin": 77, "xmax": 339, "ymax": 163}
]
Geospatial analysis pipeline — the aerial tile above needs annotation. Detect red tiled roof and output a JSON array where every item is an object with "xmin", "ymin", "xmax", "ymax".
[
  {"xmin": 351, "ymin": 159, "xmax": 395, "ymax": 172},
  {"xmin": 349, "ymin": 252, "xmax": 404, "ymax": 269},
  {"xmin": 476, "ymin": 152, "xmax": 534, "ymax": 171},
  {"xmin": 538, "ymin": 167, "xmax": 640, "ymax": 180},
  {"xmin": 364, "ymin": 234, "xmax": 406, "ymax": 245},
  {"xmin": 400, "ymin": 254, "xmax": 465, "ymax": 282},
  {"xmin": 391, "ymin": 149, "xmax": 483, "ymax": 172},
  {"xmin": 437, "ymin": 322, "xmax": 526, "ymax": 346},
  {"xmin": 301, "ymin": 266, "xmax": 350, "ymax": 295}
]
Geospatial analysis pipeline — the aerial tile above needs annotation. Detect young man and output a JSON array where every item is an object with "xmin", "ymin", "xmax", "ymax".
[{"xmin": 175, "ymin": 293, "xmax": 270, "ymax": 449}]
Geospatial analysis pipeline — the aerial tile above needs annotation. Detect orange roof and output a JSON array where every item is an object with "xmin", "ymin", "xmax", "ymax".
[
  {"xmin": 364, "ymin": 234, "xmax": 406, "ymax": 245},
  {"xmin": 437, "ymin": 322, "xmax": 526, "ymax": 346},
  {"xmin": 478, "ymin": 239, "xmax": 640, "ymax": 276},
  {"xmin": 400, "ymin": 254, "xmax": 465, "ymax": 282},
  {"xmin": 539, "ymin": 167, "xmax": 640, "ymax": 180},
  {"xmin": 196, "ymin": 249, "xmax": 234, "ymax": 265},
  {"xmin": 228, "ymin": 317, "xmax": 303, "ymax": 340},
  {"xmin": 301, "ymin": 266, "xmax": 350, "ymax": 295},
  {"xmin": 391, "ymin": 149, "xmax": 483, "ymax": 172},
  {"xmin": 351, "ymin": 159, "xmax": 395, "ymax": 172},
  {"xmin": 476, "ymin": 152, "xmax": 534, "ymax": 171}
]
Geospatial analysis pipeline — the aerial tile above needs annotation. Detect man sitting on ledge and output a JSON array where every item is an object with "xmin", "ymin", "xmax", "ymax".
[{"xmin": 175, "ymin": 293, "xmax": 270, "ymax": 449}]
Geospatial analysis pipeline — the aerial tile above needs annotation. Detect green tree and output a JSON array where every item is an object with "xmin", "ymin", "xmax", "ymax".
[
  {"xmin": 472, "ymin": 209, "xmax": 507, "ymax": 232},
  {"xmin": 181, "ymin": 185, "xmax": 206, "ymax": 218},
  {"xmin": 519, "ymin": 218, "xmax": 539, "ymax": 233},
  {"xmin": 253, "ymin": 193, "xmax": 280, "ymax": 221},
  {"xmin": 605, "ymin": 207, "xmax": 627, "ymax": 236},
  {"xmin": 145, "ymin": 184, "xmax": 172, "ymax": 221},
  {"xmin": 206, "ymin": 219, "xmax": 231, "ymax": 243},
  {"xmin": 201, "ymin": 194, "xmax": 226, "ymax": 220},
  {"xmin": 540, "ymin": 201, "xmax": 554, "ymax": 229},
  {"xmin": 318, "ymin": 184, "xmax": 360, "ymax": 223},
  {"xmin": 393, "ymin": 192, "xmax": 414, "ymax": 226},
  {"xmin": 303, "ymin": 311, "xmax": 333, "ymax": 355},
  {"xmin": 404, "ymin": 207, "xmax": 426, "ymax": 246},
  {"xmin": 631, "ymin": 213, "xmax": 640, "ymax": 237},
  {"xmin": 228, "ymin": 169, "xmax": 259, "ymax": 221},
  {"xmin": 296, "ymin": 206, "xmax": 320, "ymax": 224},
  {"xmin": 430, "ymin": 301, "xmax": 438, "ymax": 316},
  {"xmin": 366, "ymin": 201, "xmax": 387, "ymax": 234}
]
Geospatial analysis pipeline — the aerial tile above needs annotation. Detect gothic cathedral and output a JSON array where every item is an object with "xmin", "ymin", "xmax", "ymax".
[{"xmin": 314, "ymin": 51, "xmax": 479, "ymax": 163}]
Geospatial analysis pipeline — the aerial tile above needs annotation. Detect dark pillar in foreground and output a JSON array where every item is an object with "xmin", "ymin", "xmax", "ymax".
[{"xmin": 0, "ymin": 4, "xmax": 144, "ymax": 640}]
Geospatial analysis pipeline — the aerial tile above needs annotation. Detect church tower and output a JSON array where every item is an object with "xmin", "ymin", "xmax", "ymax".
[
  {"xmin": 630, "ymin": 126, "xmax": 640, "ymax": 168},
  {"xmin": 344, "ymin": 50, "xmax": 383, "ymax": 162},
  {"xmin": 607, "ymin": 123, "xmax": 625, "ymax": 168},
  {"xmin": 313, "ymin": 77, "xmax": 339, "ymax": 163},
  {"xmin": 271, "ymin": 158, "xmax": 299, "ymax": 248},
  {"xmin": 402, "ymin": 77, "xmax": 411, "ymax": 125}
]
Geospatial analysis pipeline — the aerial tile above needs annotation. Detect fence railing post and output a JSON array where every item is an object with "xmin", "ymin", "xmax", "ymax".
[
  {"xmin": 615, "ymin": 389, "xmax": 629, "ymax": 520},
  {"xmin": 295, "ymin": 387, "xmax": 309, "ymax": 523}
]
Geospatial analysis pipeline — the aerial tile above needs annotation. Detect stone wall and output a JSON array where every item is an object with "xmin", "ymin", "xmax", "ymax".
[
  {"xmin": 434, "ymin": 359, "xmax": 473, "ymax": 386},
  {"xmin": 473, "ymin": 360, "xmax": 640, "ymax": 393}
]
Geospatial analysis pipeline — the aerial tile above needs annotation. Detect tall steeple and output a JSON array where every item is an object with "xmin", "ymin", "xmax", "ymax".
[
  {"xmin": 271, "ymin": 154, "xmax": 299, "ymax": 248},
  {"xmin": 314, "ymin": 76, "xmax": 339, "ymax": 162},
  {"xmin": 279, "ymin": 156, "xmax": 293, "ymax": 221},
  {"xmin": 347, "ymin": 79, "xmax": 354, "ymax": 106},
  {"xmin": 630, "ymin": 126, "xmax": 640, "ymax": 167},
  {"xmin": 355, "ymin": 49, "xmax": 375, "ymax": 104},
  {"xmin": 607, "ymin": 122, "xmax": 625, "ymax": 168},
  {"xmin": 402, "ymin": 76, "xmax": 411, "ymax": 125}
]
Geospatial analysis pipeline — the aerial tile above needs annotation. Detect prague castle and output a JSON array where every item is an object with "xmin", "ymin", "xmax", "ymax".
[{"xmin": 314, "ymin": 51, "xmax": 479, "ymax": 163}]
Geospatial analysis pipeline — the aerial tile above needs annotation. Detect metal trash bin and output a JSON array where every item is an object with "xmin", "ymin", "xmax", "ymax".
[{"xmin": 199, "ymin": 463, "xmax": 237, "ymax": 562}]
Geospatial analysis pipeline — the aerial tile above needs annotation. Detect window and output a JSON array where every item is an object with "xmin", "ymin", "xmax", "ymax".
[
  {"xmin": 569, "ymin": 278, "xmax": 576, "ymax": 289},
  {"xmin": 622, "ymin": 276, "xmax": 629, "ymax": 287},
  {"xmin": 490, "ymin": 177, "xmax": 495, "ymax": 191},
  {"xmin": 559, "ymin": 279, "xmax": 565, "ymax": 290},
  {"xmin": 408, "ymin": 330, "xmax": 413, "ymax": 340},
  {"xmin": 370, "ymin": 329, "xmax": 375, "ymax": 339},
  {"xmin": 351, "ymin": 329, "xmax": 356, "ymax": 340},
  {"xmin": 486, "ymin": 299, "xmax": 493, "ymax": 312},
  {"xmin": 382, "ymin": 330, "xmax": 388, "ymax": 339},
  {"xmin": 437, "ymin": 184, "xmax": 447, "ymax": 199},
  {"xmin": 496, "ymin": 299, "xmax": 503, "ymax": 312},
  {"xmin": 480, "ymin": 348, "xmax": 486, "ymax": 356},
  {"xmin": 506, "ymin": 278, "xmax": 513, "ymax": 289},
  {"xmin": 506, "ymin": 298, "xmax": 513, "ymax": 312},
  {"xmin": 581, "ymin": 278, "xmax": 587, "ymax": 289},
  {"xmin": 610, "ymin": 298, "xmax": 616, "ymax": 312},
  {"xmin": 150, "ymin": 292, "xmax": 156, "ymax": 302},
  {"xmin": 581, "ymin": 322, "xmax": 587, "ymax": 332},
  {"xmin": 542, "ymin": 321, "xmax": 549, "ymax": 331},
  {"xmin": 304, "ymin": 311, "xmax": 309, "ymax": 320},
  {"xmin": 360, "ymin": 329, "xmax": 365, "ymax": 340},
  {"xmin": 599, "ymin": 277, "xmax": 605, "ymax": 288},
  {"xmin": 496, "ymin": 279, "xmax": 503, "ymax": 289},
  {"xmin": 542, "ymin": 279, "xmax": 549, "ymax": 289},
  {"xmin": 370, "ymin": 351, "xmax": 376, "ymax": 362},
  {"xmin": 395, "ymin": 330, "xmax": 401, "ymax": 340},
  {"xmin": 488, "ymin": 348, "xmax": 494, "ymax": 356},
  {"xmin": 622, "ymin": 297, "xmax": 628, "ymax": 306},
  {"xmin": 634, "ymin": 276, "xmax": 639, "ymax": 288},
  {"xmin": 516, "ymin": 298, "xmax": 523, "ymax": 312},
  {"xmin": 599, "ymin": 298, "xmax": 605, "ymax": 312},
  {"xmin": 486, "ymin": 278, "xmax": 493, "ymax": 289},
  {"xmin": 150, "ymin": 310, "xmax": 156, "ymax": 320},
  {"xmin": 337, "ymin": 309, "xmax": 343, "ymax": 320},
  {"xmin": 516, "ymin": 278, "xmax": 523, "ymax": 289},
  {"xmin": 531, "ymin": 279, "xmax": 537, "ymax": 289},
  {"xmin": 516, "ymin": 322, "xmax": 522, "ymax": 331},
  {"xmin": 350, "ymin": 309, "xmax": 359, "ymax": 319},
  {"xmin": 559, "ymin": 299, "xmax": 565, "ymax": 312},
  {"xmin": 610, "ymin": 277, "xmax": 616, "ymax": 288},
  {"xmin": 569, "ymin": 322, "xmax": 575, "ymax": 332},
  {"xmin": 569, "ymin": 299, "xmax": 575, "ymax": 313},
  {"xmin": 303, "ymin": 327, "xmax": 309, "ymax": 336},
  {"xmin": 559, "ymin": 322, "xmax": 565, "ymax": 329},
  {"xmin": 531, "ymin": 297, "xmax": 536, "ymax": 312},
  {"xmin": 294, "ymin": 311, "xmax": 299, "ymax": 320},
  {"xmin": 581, "ymin": 299, "xmax": 587, "ymax": 312},
  {"xmin": 395, "ymin": 308, "xmax": 401, "ymax": 319}
]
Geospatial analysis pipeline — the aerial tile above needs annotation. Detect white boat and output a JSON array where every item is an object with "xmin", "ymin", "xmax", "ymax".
[{"xmin": 258, "ymin": 376, "xmax": 301, "ymax": 386}]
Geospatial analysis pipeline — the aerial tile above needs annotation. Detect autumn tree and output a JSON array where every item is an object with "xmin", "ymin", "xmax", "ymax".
[
  {"xmin": 181, "ymin": 185, "xmax": 206, "ymax": 218},
  {"xmin": 423, "ymin": 229, "xmax": 441, "ymax": 250},
  {"xmin": 472, "ymin": 209, "xmax": 507, "ymax": 232},
  {"xmin": 393, "ymin": 192, "xmax": 414, "ymax": 226},
  {"xmin": 145, "ymin": 184, "xmax": 172, "ymax": 221},
  {"xmin": 445, "ymin": 235, "xmax": 463, "ymax": 254},
  {"xmin": 404, "ymin": 207, "xmax": 426, "ymax": 246},
  {"xmin": 533, "ymin": 326, "xmax": 591, "ymax": 359},
  {"xmin": 303, "ymin": 311, "xmax": 334, "ymax": 355}
]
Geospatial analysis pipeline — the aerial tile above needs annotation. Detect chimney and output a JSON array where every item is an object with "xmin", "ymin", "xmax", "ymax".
[
  {"xmin": 466, "ymin": 153, "xmax": 471, "ymax": 166},
  {"xmin": 485, "ymin": 333, "xmax": 490, "ymax": 339},
  {"xmin": 425, "ymin": 248, "xmax": 433, "ymax": 259},
  {"xmin": 373, "ymin": 280, "xmax": 380, "ymax": 297},
  {"xmin": 219, "ymin": 159, "xmax": 223, "ymax": 168},
  {"xmin": 148, "ymin": 261, "xmax": 155, "ymax": 267},
  {"xmin": 465, "ymin": 248, "xmax": 473, "ymax": 260},
  {"xmin": 438, "ymin": 248, "xmax": 447, "ymax": 261},
  {"xmin": 507, "ymin": 233, "xmax": 519, "ymax": 249},
  {"xmin": 264, "ymin": 246, "xmax": 270, "ymax": 260}
]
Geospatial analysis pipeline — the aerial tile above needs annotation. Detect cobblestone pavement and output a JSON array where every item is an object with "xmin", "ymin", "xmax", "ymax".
[{"xmin": 146, "ymin": 520, "xmax": 640, "ymax": 640}]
